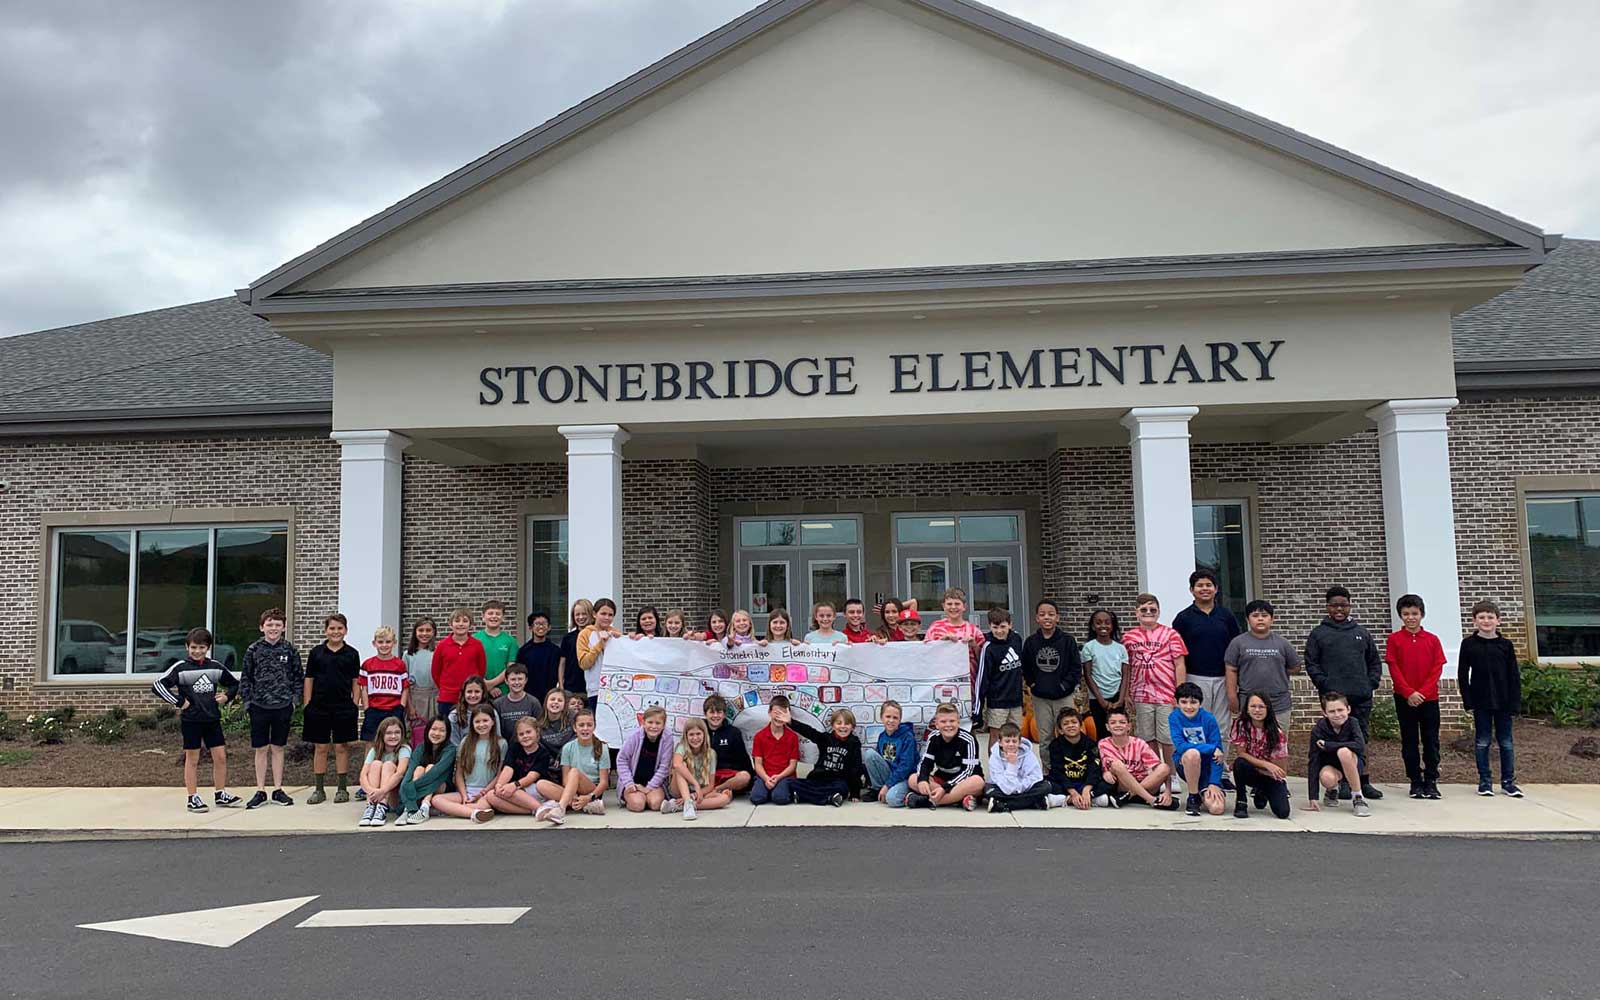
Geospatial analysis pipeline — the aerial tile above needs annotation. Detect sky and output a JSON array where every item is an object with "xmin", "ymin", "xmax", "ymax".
[{"xmin": 1, "ymin": 0, "xmax": 1596, "ymax": 337}]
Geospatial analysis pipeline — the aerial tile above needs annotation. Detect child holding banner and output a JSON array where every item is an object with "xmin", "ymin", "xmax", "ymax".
[{"xmin": 805, "ymin": 602, "xmax": 849, "ymax": 645}]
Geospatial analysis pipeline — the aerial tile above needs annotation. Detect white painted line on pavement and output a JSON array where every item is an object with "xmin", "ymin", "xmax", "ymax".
[
  {"xmin": 296, "ymin": 906, "xmax": 530, "ymax": 928},
  {"xmin": 79, "ymin": 896, "xmax": 319, "ymax": 948}
]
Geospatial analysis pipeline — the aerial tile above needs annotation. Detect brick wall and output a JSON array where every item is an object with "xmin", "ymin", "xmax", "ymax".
[
  {"xmin": 0, "ymin": 432, "xmax": 339, "ymax": 716},
  {"xmin": 621, "ymin": 458, "xmax": 718, "ymax": 627},
  {"xmin": 1449, "ymin": 396, "xmax": 1600, "ymax": 653}
]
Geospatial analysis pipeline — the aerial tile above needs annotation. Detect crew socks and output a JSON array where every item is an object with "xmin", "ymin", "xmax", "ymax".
[
  {"xmin": 314, "ymin": 773, "xmax": 326, "ymax": 791},
  {"xmin": 337, "ymin": 773, "xmax": 348, "ymax": 791}
]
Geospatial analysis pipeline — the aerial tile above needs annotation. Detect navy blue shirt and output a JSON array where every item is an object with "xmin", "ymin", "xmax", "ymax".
[
  {"xmin": 515, "ymin": 638, "xmax": 562, "ymax": 704},
  {"xmin": 1171, "ymin": 603, "xmax": 1242, "ymax": 678}
]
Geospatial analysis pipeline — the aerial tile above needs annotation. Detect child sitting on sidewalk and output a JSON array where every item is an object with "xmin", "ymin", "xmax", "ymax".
[
  {"xmin": 789, "ymin": 708, "xmax": 866, "ymax": 806},
  {"xmin": 1097, "ymin": 706, "xmax": 1176, "ymax": 809},
  {"xmin": 907, "ymin": 703, "xmax": 985, "ymax": 810},
  {"xmin": 984, "ymin": 723, "xmax": 1051, "ymax": 812},
  {"xmin": 1045, "ymin": 707, "xmax": 1107, "ymax": 810}
]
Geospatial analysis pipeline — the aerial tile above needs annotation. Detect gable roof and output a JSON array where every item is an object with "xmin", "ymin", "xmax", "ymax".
[{"xmin": 240, "ymin": 0, "xmax": 1548, "ymax": 308}]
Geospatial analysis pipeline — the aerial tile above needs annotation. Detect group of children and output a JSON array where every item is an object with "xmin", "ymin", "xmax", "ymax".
[{"xmin": 152, "ymin": 579, "xmax": 1526, "ymax": 820}]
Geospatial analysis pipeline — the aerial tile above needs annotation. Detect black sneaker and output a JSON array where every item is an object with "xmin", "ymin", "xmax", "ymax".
[
  {"xmin": 1408, "ymin": 782, "xmax": 1423, "ymax": 799},
  {"xmin": 1184, "ymin": 793, "xmax": 1201, "ymax": 816},
  {"xmin": 1360, "ymin": 782, "xmax": 1384, "ymax": 800},
  {"xmin": 1501, "ymin": 782, "xmax": 1524, "ymax": 798},
  {"xmin": 1423, "ymin": 782, "xmax": 1442, "ymax": 800},
  {"xmin": 1219, "ymin": 776, "xmax": 1235, "ymax": 792},
  {"xmin": 905, "ymin": 792, "xmax": 930, "ymax": 809},
  {"xmin": 1251, "ymin": 789, "xmax": 1267, "ymax": 810},
  {"xmin": 214, "ymin": 790, "xmax": 242, "ymax": 808},
  {"xmin": 245, "ymin": 791, "xmax": 269, "ymax": 810},
  {"xmin": 1477, "ymin": 782, "xmax": 1494, "ymax": 796},
  {"xmin": 828, "ymin": 792, "xmax": 845, "ymax": 807},
  {"xmin": 186, "ymin": 794, "xmax": 208, "ymax": 812},
  {"xmin": 1337, "ymin": 781, "xmax": 1353, "ymax": 801},
  {"xmin": 1233, "ymin": 801, "xmax": 1248, "ymax": 819},
  {"xmin": 271, "ymin": 789, "xmax": 294, "ymax": 806}
]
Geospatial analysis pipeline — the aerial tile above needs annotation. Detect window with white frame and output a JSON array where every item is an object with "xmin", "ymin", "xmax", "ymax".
[
  {"xmin": 1193, "ymin": 499, "xmax": 1252, "ymax": 628},
  {"xmin": 50, "ymin": 524, "xmax": 288, "ymax": 676},
  {"xmin": 1525, "ymin": 493, "xmax": 1600, "ymax": 658}
]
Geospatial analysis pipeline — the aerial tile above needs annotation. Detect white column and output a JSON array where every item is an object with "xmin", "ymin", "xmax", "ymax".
[
  {"xmin": 1368, "ymin": 399, "xmax": 1463, "ymax": 661},
  {"xmin": 332, "ymin": 429, "xmax": 410, "ymax": 653},
  {"xmin": 1122, "ymin": 406, "xmax": 1199, "ymax": 619},
  {"xmin": 559, "ymin": 424, "xmax": 630, "ymax": 606}
]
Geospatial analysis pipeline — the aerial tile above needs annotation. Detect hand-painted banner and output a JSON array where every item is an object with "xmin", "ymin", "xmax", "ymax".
[{"xmin": 594, "ymin": 638, "xmax": 970, "ymax": 749}]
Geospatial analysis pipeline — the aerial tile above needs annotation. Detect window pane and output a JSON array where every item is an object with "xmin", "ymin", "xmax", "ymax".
[
  {"xmin": 528, "ymin": 518, "xmax": 568, "ymax": 624},
  {"xmin": 750, "ymin": 563, "xmax": 788, "ymax": 618},
  {"xmin": 907, "ymin": 559, "xmax": 948, "ymax": 611},
  {"xmin": 810, "ymin": 561, "xmax": 849, "ymax": 613},
  {"xmin": 135, "ymin": 529, "xmax": 210, "ymax": 673},
  {"xmin": 969, "ymin": 558, "xmax": 1012, "ymax": 619},
  {"xmin": 1194, "ymin": 502, "xmax": 1249, "ymax": 626},
  {"xmin": 1528, "ymin": 496, "xmax": 1600, "ymax": 657},
  {"xmin": 214, "ymin": 526, "xmax": 288, "ymax": 671},
  {"xmin": 739, "ymin": 519, "xmax": 796, "ymax": 547},
  {"xmin": 897, "ymin": 517, "xmax": 956, "ymax": 544},
  {"xmin": 959, "ymin": 515, "xmax": 1018, "ymax": 542},
  {"xmin": 799, "ymin": 519, "xmax": 857, "ymax": 546},
  {"xmin": 54, "ymin": 531, "xmax": 130, "ymax": 674}
]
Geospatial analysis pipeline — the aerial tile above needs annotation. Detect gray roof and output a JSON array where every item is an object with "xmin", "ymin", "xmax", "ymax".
[{"xmin": 1, "ymin": 240, "xmax": 1596, "ymax": 432}]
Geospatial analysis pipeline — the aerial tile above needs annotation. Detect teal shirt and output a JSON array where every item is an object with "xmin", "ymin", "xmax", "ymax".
[
  {"xmin": 363, "ymin": 744, "xmax": 411, "ymax": 767},
  {"xmin": 803, "ymin": 630, "xmax": 848, "ymax": 645},
  {"xmin": 462, "ymin": 738, "xmax": 508, "ymax": 788},
  {"xmin": 561, "ymin": 738, "xmax": 608, "ymax": 783}
]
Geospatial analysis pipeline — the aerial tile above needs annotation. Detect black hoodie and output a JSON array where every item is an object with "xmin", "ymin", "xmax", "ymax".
[
  {"xmin": 1304, "ymin": 618, "xmax": 1381, "ymax": 703},
  {"xmin": 1458, "ymin": 634, "xmax": 1521, "ymax": 713},
  {"xmin": 1306, "ymin": 715, "xmax": 1366, "ymax": 800},
  {"xmin": 976, "ymin": 632, "xmax": 1026, "ymax": 710},
  {"xmin": 789, "ymin": 716, "xmax": 866, "ymax": 795},
  {"xmin": 1022, "ymin": 629, "xmax": 1081, "ymax": 701}
]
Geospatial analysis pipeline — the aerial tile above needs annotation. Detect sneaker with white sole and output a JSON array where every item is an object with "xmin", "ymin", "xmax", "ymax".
[
  {"xmin": 1323, "ymin": 787, "xmax": 1339, "ymax": 807},
  {"xmin": 1352, "ymin": 797, "xmax": 1372, "ymax": 818},
  {"xmin": 986, "ymin": 796, "xmax": 999, "ymax": 813},
  {"xmin": 372, "ymin": 803, "xmax": 390, "ymax": 826},
  {"xmin": 359, "ymin": 803, "xmax": 377, "ymax": 827},
  {"xmin": 534, "ymin": 801, "xmax": 557, "ymax": 822},
  {"xmin": 1045, "ymin": 793, "xmax": 1068, "ymax": 809},
  {"xmin": 1094, "ymin": 793, "xmax": 1118, "ymax": 809},
  {"xmin": 395, "ymin": 810, "xmax": 412, "ymax": 826},
  {"xmin": 583, "ymin": 799, "xmax": 606, "ymax": 815},
  {"xmin": 186, "ymin": 794, "xmax": 208, "ymax": 813},
  {"xmin": 471, "ymin": 807, "xmax": 494, "ymax": 824},
  {"xmin": 271, "ymin": 789, "xmax": 295, "ymax": 806},
  {"xmin": 683, "ymin": 800, "xmax": 697, "ymax": 821},
  {"xmin": 214, "ymin": 790, "xmax": 242, "ymax": 808},
  {"xmin": 549, "ymin": 804, "xmax": 566, "ymax": 825},
  {"xmin": 1477, "ymin": 782, "xmax": 1495, "ymax": 796},
  {"xmin": 661, "ymin": 798, "xmax": 683, "ymax": 814},
  {"xmin": 1502, "ymin": 782, "xmax": 1524, "ymax": 798},
  {"xmin": 245, "ymin": 791, "xmax": 269, "ymax": 810},
  {"xmin": 829, "ymin": 792, "xmax": 846, "ymax": 807},
  {"xmin": 962, "ymin": 794, "xmax": 977, "ymax": 811}
]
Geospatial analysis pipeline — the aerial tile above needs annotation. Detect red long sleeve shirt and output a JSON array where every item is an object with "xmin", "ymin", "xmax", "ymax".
[
  {"xmin": 431, "ymin": 634, "xmax": 487, "ymax": 703},
  {"xmin": 1385, "ymin": 627, "xmax": 1445, "ymax": 701}
]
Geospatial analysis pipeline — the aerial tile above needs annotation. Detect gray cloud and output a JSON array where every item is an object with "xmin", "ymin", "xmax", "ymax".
[{"xmin": 2, "ymin": 0, "xmax": 1595, "ymax": 336}]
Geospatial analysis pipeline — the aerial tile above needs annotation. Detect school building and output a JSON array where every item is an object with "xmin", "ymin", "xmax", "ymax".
[{"xmin": 2, "ymin": 0, "xmax": 1596, "ymax": 725}]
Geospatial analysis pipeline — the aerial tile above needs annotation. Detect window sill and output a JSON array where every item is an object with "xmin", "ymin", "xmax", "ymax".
[{"xmin": 33, "ymin": 675, "xmax": 161, "ymax": 688}]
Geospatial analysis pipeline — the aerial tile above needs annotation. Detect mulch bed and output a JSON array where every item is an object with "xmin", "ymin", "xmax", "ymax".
[{"xmin": 3, "ymin": 717, "xmax": 1600, "ymax": 787}]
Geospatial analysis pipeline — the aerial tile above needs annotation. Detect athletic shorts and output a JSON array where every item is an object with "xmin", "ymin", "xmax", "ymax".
[
  {"xmin": 1133, "ymin": 701, "xmax": 1175, "ymax": 745},
  {"xmin": 247, "ymin": 704, "xmax": 293, "ymax": 748},
  {"xmin": 180, "ymin": 718, "xmax": 226, "ymax": 751},
  {"xmin": 359, "ymin": 704, "xmax": 407, "ymax": 741},
  {"xmin": 714, "ymin": 768, "xmax": 746, "ymax": 785},
  {"xmin": 302, "ymin": 705, "xmax": 358, "ymax": 745},
  {"xmin": 983, "ymin": 705, "xmax": 1024, "ymax": 729}
]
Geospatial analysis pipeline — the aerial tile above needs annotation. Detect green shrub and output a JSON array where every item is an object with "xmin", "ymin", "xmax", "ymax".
[
  {"xmin": 153, "ymin": 705, "xmax": 177, "ymax": 722},
  {"xmin": 1367, "ymin": 697, "xmax": 1399, "ymax": 740},
  {"xmin": 0, "ymin": 748, "xmax": 35, "ymax": 766},
  {"xmin": 79, "ymin": 711, "xmax": 130, "ymax": 744},
  {"xmin": 24, "ymin": 713, "xmax": 69, "ymax": 744},
  {"xmin": 1520, "ymin": 662, "xmax": 1600, "ymax": 728},
  {"xmin": 134, "ymin": 712, "xmax": 160, "ymax": 730},
  {"xmin": 158, "ymin": 716, "xmax": 181, "ymax": 735},
  {"xmin": 0, "ymin": 712, "xmax": 15, "ymax": 741},
  {"xmin": 104, "ymin": 706, "xmax": 129, "ymax": 722},
  {"xmin": 220, "ymin": 700, "xmax": 250, "ymax": 734},
  {"xmin": 49, "ymin": 705, "xmax": 78, "ymax": 725}
]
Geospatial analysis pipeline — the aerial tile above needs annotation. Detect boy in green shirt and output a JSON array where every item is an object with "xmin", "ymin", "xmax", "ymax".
[{"xmin": 475, "ymin": 600, "xmax": 521, "ymax": 696}]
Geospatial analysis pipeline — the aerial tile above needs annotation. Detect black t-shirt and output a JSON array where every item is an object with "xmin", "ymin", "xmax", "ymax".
[
  {"xmin": 1047, "ymin": 734, "xmax": 1101, "ymax": 785},
  {"xmin": 709, "ymin": 720, "xmax": 753, "ymax": 772},
  {"xmin": 516, "ymin": 638, "xmax": 563, "ymax": 703},
  {"xmin": 558, "ymin": 629, "xmax": 585, "ymax": 696},
  {"xmin": 635, "ymin": 733, "xmax": 662, "ymax": 783},
  {"xmin": 306, "ymin": 642, "xmax": 360, "ymax": 710},
  {"xmin": 506, "ymin": 741, "xmax": 555, "ymax": 784}
]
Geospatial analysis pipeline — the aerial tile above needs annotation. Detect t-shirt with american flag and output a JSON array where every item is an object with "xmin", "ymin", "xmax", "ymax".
[
  {"xmin": 1122, "ymin": 625, "xmax": 1188, "ymax": 705},
  {"xmin": 359, "ymin": 655, "xmax": 411, "ymax": 711}
]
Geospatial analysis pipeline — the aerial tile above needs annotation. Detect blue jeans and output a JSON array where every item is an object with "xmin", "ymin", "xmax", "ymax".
[
  {"xmin": 1473, "ymin": 709, "xmax": 1515, "ymax": 784},
  {"xmin": 749, "ymin": 776, "xmax": 793, "ymax": 805},
  {"xmin": 863, "ymin": 749, "xmax": 910, "ymax": 807}
]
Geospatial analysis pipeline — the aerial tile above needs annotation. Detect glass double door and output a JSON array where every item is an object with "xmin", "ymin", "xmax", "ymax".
[
  {"xmin": 738, "ymin": 548, "xmax": 859, "ymax": 638},
  {"xmin": 895, "ymin": 513, "xmax": 1025, "ymax": 627}
]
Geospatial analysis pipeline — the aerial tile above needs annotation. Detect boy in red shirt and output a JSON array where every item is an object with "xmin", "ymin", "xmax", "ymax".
[
  {"xmin": 1122, "ymin": 593, "xmax": 1188, "ymax": 786},
  {"xmin": 358, "ymin": 625, "xmax": 412, "ymax": 742},
  {"xmin": 1385, "ymin": 593, "xmax": 1447, "ymax": 800},
  {"xmin": 750, "ymin": 695, "xmax": 800, "ymax": 805},
  {"xmin": 431, "ymin": 607, "xmax": 487, "ymax": 718},
  {"xmin": 842, "ymin": 598, "xmax": 874, "ymax": 644}
]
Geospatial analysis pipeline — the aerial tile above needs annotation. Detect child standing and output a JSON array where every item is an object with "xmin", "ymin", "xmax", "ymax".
[
  {"xmin": 691, "ymin": 609, "xmax": 729, "ymax": 645},
  {"xmin": 475, "ymin": 600, "xmax": 520, "ymax": 697},
  {"xmin": 152, "ymin": 627, "xmax": 242, "ymax": 812},
  {"xmin": 925, "ymin": 588, "xmax": 984, "ymax": 685},
  {"xmin": 663, "ymin": 718, "xmax": 730, "ymax": 819},
  {"xmin": 1022, "ymin": 600, "xmax": 1082, "ymax": 761},
  {"xmin": 492, "ymin": 663, "xmax": 539, "ymax": 741},
  {"xmin": 805, "ymin": 602, "xmax": 849, "ymax": 645},
  {"xmin": 1385, "ymin": 594, "xmax": 1448, "ymax": 799},
  {"xmin": 357, "ymin": 716, "xmax": 410, "ymax": 827},
  {"xmin": 431, "ymin": 608, "xmax": 487, "ymax": 719},
  {"xmin": 907, "ymin": 703, "xmax": 985, "ymax": 810},
  {"xmin": 750, "ymin": 694, "xmax": 801, "ymax": 805},
  {"xmin": 1224, "ymin": 600, "xmax": 1301, "ymax": 737},
  {"xmin": 617, "ymin": 706, "xmax": 676, "ymax": 812},
  {"xmin": 576, "ymin": 598, "xmax": 625, "ymax": 705},
  {"xmin": 540, "ymin": 709, "xmax": 611, "ymax": 824},
  {"xmin": 1304, "ymin": 586, "xmax": 1383, "ymax": 800},
  {"xmin": 873, "ymin": 599, "xmax": 904, "ymax": 643},
  {"xmin": 789, "ymin": 709, "xmax": 866, "ymax": 806},
  {"xmin": 1459, "ymin": 600, "xmax": 1522, "ymax": 797},
  {"xmin": 1168, "ymin": 681, "xmax": 1226, "ymax": 817},
  {"xmin": 431, "ymin": 705, "xmax": 506, "ymax": 823},
  {"xmin": 1304, "ymin": 692, "xmax": 1371, "ymax": 816},
  {"xmin": 726, "ymin": 609, "xmax": 760, "ymax": 647},
  {"xmin": 842, "ymin": 599, "xmax": 874, "ymax": 644},
  {"xmin": 358, "ymin": 625, "xmax": 411, "ymax": 747},
  {"xmin": 984, "ymin": 723, "xmax": 1050, "ymax": 812},
  {"xmin": 1080, "ymin": 609, "xmax": 1127, "ymax": 741},
  {"xmin": 1122, "ymin": 594, "xmax": 1187, "ymax": 788},
  {"xmin": 239, "ymin": 607, "xmax": 302, "ymax": 809},
  {"xmin": 1045, "ymin": 707, "xmax": 1106, "ymax": 810},
  {"xmin": 1097, "ymin": 706, "xmax": 1176, "ymax": 809},
  {"xmin": 702, "ymin": 694, "xmax": 754, "ymax": 796},
  {"xmin": 397, "ymin": 716, "xmax": 454, "ymax": 826},
  {"xmin": 515, "ymin": 611, "xmax": 562, "ymax": 705},
  {"xmin": 1171, "ymin": 569, "xmax": 1242, "ymax": 762},
  {"xmin": 864, "ymin": 700, "xmax": 919, "ymax": 807},
  {"xmin": 632, "ymin": 607, "xmax": 661, "ymax": 638},
  {"xmin": 975, "ymin": 608, "xmax": 1025, "ymax": 743},
  {"xmin": 557, "ymin": 599, "xmax": 594, "ymax": 703},
  {"xmin": 303, "ymin": 613, "xmax": 361, "ymax": 805},
  {"xmin": 895, "ymin": 606, "xmax": 922, "ymax": 641},
  {"xmin": 1230, "ymin": 692, "xmax": 1291, "ymax": 819},
  {"xmin": 404, "ymin": 617, "xmax": 438, "ymax": 741},
  {"xmin": 764, "ymin": 608, "xmax": 799, "ymax": 645},
  {"xmin": 662, "ymin": 610, "xmax": 688, "ymax": 639}
]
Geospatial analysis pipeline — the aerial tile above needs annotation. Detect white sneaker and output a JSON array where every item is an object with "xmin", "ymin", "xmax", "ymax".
[
  {"xmin": 549, "ymin": 804, "xmax": 566, "ymax": 825},
  {"xmin": 418, "ymin": 800, "xmax": 431, "ymax": 821},
  {"xmin": 1169, "ymin": 777, "xmax": 1181, "ymax": 794},
  {"xmin": 661, "ymin": 798, "xmax": 683, "ymax": 814},
  {"xmin": 1044, "ymin": 794, "xmax": 1067, "ymax": 809},
  {"xmin": 394, "ymin": 811, "xmax": 411, "ymax": 826},
  {"xmin": 534, "ymin": 801, "xmax": 556, "ymax": 822},
  {"xmin": 584, "ymin": 799, "xmax": 606, "ymax": 815},
  {"xmin": 683, "ymin": 800, "xmax": 698, "ymax": 821},
  {"xmin": 1093, "ymin": 794, "xmax": 1115, "ymax": 808},
  {"xmin": 359, "ymin": 803, "xmax": 377, "ymax": 827}
]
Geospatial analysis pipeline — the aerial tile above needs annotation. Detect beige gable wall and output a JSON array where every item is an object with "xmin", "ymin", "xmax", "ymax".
[{"xmin": 300, "ymin": 0, "xmax": 1489, "ymax": 293}]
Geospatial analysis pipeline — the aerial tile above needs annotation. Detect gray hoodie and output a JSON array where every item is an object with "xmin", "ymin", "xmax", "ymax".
[{"xmin": 1304, "ymin": 618, "xmax": 1382, "ymax": 703}]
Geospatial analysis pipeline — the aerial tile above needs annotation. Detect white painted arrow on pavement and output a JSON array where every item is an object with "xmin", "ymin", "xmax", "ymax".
[
  {"xmin": 78, "ymin": 895, "xmax": 319, "ymax": 948},
  {"xmin": 297, "ymin": 907, "xmax": 529, "ymax": 928}
]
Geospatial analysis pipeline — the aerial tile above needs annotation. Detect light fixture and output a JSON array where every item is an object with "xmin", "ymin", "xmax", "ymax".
[
  {"xmin": 801, "ymin": 521, "xmax": 834, "ymax": 531},
  {"xmin": 929, "ymin": 518, "xmax": 955, "ymax": 527},
  {"xmin": 1026, "ymin": 309, "xmax": 1041, "ymax": 315},
  {"xmin": 912, "ymin": 313, "xmax": 926, "ymax": 320},
  {"xmin": 1143, "ymin": 304, "xmax": 1160, "ymax": 310},
  {"xmin": 692, "ymin": 322, "xmax": 705, "ymax": 328},
  {"xmin": 580, "ymin": 326, "xmax": 594, "ymax": 331}
]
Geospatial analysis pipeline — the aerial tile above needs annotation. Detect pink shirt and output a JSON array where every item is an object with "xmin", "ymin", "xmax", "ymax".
[
  {"xmin": 1099, "ymin": 735, "xmax": 1160, "ymax": 782},
  {"xmin": 1123, "ymin": 625, "xmax": 1187, "ymax": 705}
]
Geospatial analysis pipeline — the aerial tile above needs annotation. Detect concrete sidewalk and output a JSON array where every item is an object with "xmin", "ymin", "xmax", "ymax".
[{"xmin": 3, "ymin": 782, "xmax": 1598, "ymax": 839}]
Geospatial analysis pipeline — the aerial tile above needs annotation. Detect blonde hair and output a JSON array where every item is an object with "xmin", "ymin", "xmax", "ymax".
[
  {"xmin": 934, "ymin": 702, "xmax": 960, "ymax": 718},
  {"xmin": 569, "ymin": 598, "xmax": 594, "ymax": 629},
  {"xmin": 829, "ymin": 708, "xmax": 856, "ymax": 729},
  {"xmin": 677, "ymin": 718, "xmax": 716, "ymax": 785},
  {"xmin": 641, "ymin": 705, "xmax": 667, "ymax": 723},
  {"xmin": 373, "ymin": 624, "xmax": 397, "ymax": 643}
]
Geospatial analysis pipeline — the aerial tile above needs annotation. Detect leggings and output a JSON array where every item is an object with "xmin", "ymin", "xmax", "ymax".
[
  {"xmin": 1231, "ymin": 759, "xmax": 1291, "ymax": 819},
  {"xmin": 790, "ymin": 777, "xmax": 850, "ymax": 805},
  {"xmin": 400, "ymin": 756, "xmax": 456, "ymax": 812},
  {"xmin": 983, "ymin": 779, "xmax": 1052, "ymax": 811}
]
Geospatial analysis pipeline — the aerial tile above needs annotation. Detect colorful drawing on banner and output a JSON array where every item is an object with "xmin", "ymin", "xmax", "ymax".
[
  {"xmin": 642, "ymin": 695, "xmax": 666, "ymax": 711},
  {"xmin": 726, "ymin": 664, "xmax": 747, "ymax": 680},
  {"xmin": 866, "ymin": 684, "xmax": 887, "ymax": 701},
  {"xmin": 718, "ymin": 681, "xmax": 743, "ymax": 698},
  {"xmin": 842, "ymin": 685, "xmax": 864, "ymax": 701},
  {"xmin": 655, "ymin": 676, "xmax": 680, "ymax": 694},
  {"xmin": 712, "ymin": 664, "xmax": 730, "ymax": 679},
  {"xmin": 786, "ymin": 664, "xmax": 808, "ymax": 683},
  {"xmin": 819, "ymin": 686, "xmax": 841, "ymax": 704},
  {"xmin": 767, "ymin": 665, "xmax": 786, "ymax": 684},
  {"xmin": 936, "ymin": 684, "xmax": 960, "ymax": 703},
  {"xmin": 743, "ymin": 690, "xmax": 760, "ymax": 708},
  {"xmin": 808, "ymin": 665, "xmax": 830, "ymax": 683},
  {"xmin": 795, "ymin": 691, "xmax": 816, "ymax": 714},
  {"xmin": 631, "ymin": 675, "xmax": 655, "ymax": 692},
  {"xmin": 614, "ymin": 676, "xmax": 634, "ymax": 692},
  {"xmin": 599, "ymin": 674, "xmax": 610, "ymax": 689},
  {"xmin": 668, "ymin": 698, "xmax": 690, "ymax": 715}
]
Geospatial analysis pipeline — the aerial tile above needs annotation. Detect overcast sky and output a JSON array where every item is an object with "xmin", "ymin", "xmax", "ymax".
[{"xmin": 2, "ymin": 0, "xmax": 1595, "ymax": 336}]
